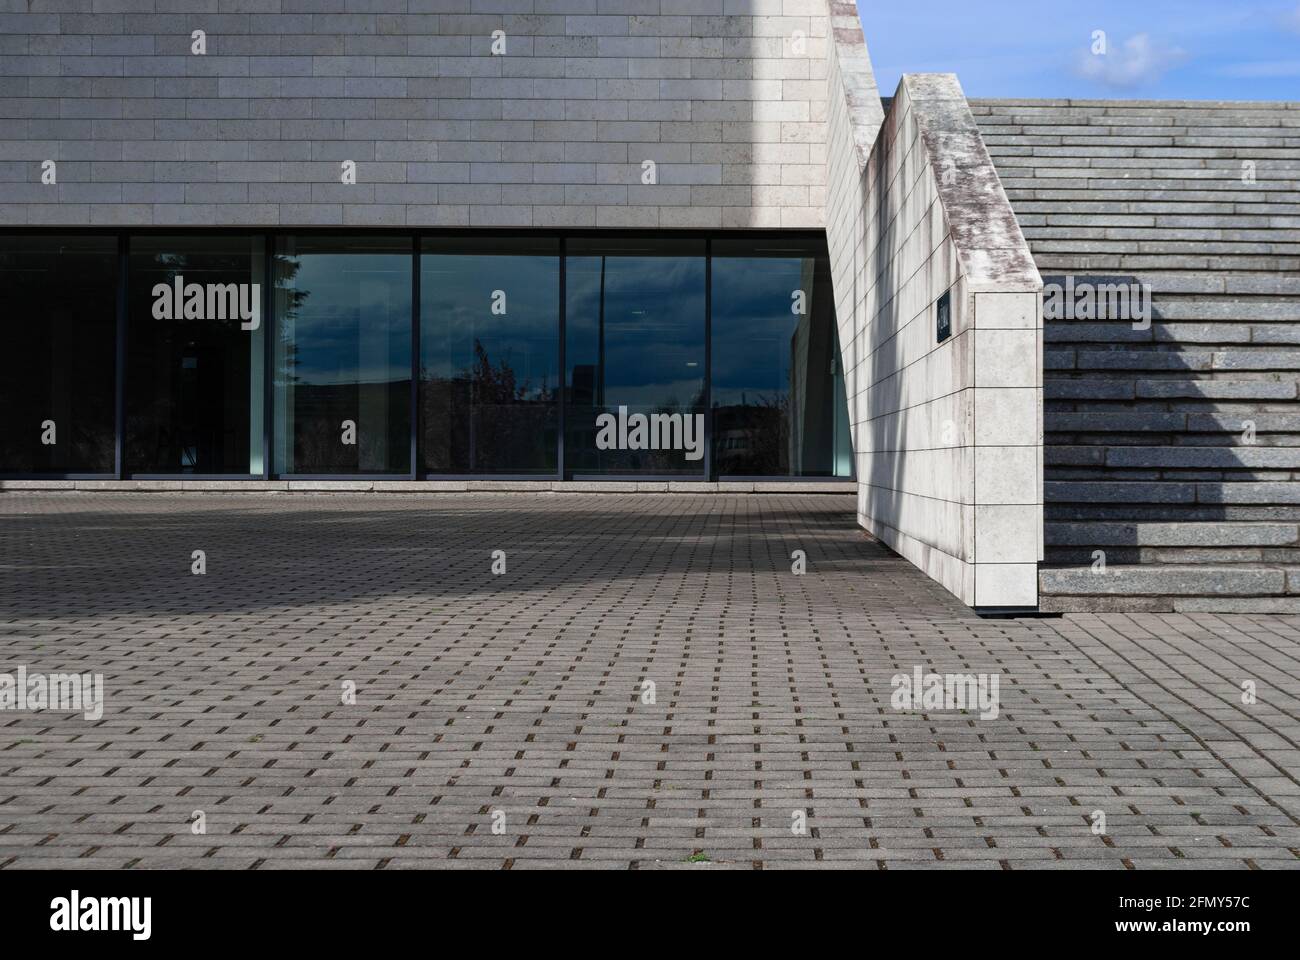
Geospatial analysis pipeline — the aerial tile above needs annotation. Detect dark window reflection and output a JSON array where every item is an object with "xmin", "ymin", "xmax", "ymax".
[
  {"xmin": 0, "ymin": 236, "xmax": 116, "ymax": 474},
  {"xmin": 565, "ymin": 238, "xmax": 706, "ymax": 476},
  {"xmin": 273, "ymin": 236, "xmax": 411, "ymax": 475},
  {"xmin": 711, "ymin": 238, "xmax": 851, "ymax": 477},
  {"xmin": 1, "ymin": 231, "xmax": 852, "ymax": 483},
  {"xmin": 421, "ymin": 238, "xmax": 559, "ymax": 475},
  {"xmin": 127, "ymin": 236, "xmax": 264, "ymax": 475}
]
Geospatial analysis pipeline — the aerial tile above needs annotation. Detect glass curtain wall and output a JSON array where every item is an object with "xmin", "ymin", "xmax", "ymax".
[
  {"xmin": 126, "ymin": 235, "xmax": 265, "ymax": 474},
  {"xmin": 273, "ymin": 236, "xmax": 412, "ymax": 476},
  {"xmin": 0, "ymin": 236, "xmax": 117, "ymax": 475},
  {"xmin": 710, "ymin": 238, "xmax": 852, "ymax": 478},
  {"xmin": 420, "ymin": 237, "xmax": 559, "ymax": 475},
  {"xmin": 565, "ymin": 238, "xmax": 707, "ymax": 477},
  {"xmin": 0, "ymin": 232, "xmax": 852, "ymax": 482}
]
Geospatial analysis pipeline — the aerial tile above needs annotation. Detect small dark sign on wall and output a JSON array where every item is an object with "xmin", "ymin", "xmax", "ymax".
[{"xmin": 936, "ymin": 291, "xmax": 952, "ymax": 343}]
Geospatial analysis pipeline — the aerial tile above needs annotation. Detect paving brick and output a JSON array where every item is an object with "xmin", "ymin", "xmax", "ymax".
[{"xmin": 0, "ymin": 492, "xmax": 1295, "ymax": 869}]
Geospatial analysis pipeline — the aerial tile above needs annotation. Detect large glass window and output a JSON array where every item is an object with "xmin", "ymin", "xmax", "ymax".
[
  {"xmin": 126, "ymin": 236, "xmax": 265, "ymax": 475},
  {"xmin": 565, "ymin": 238, "xmax": 707, "ymax": 476},
  {"xmin": 0, "ymin": 236, "xmax": 117, "ymax": 475},
  {"xmin": 273, "ymin": 236, "xmax": 411, "ymax": 476},
  {"xmin": 711, "ymin": 238, "xmax": 851, "ymax": 477},
  {"xmin": 420, "ymin": 238, "xmax": 559, "ymax": 475},
  {"xmin": 0, "ymin": 231, "xmax": 851, "ymax": 483}
]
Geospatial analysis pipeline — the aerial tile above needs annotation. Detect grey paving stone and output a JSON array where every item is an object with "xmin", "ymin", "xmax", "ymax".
[{"xmin": 0, "ymin": 492, "xmax": 1296, "ymax": 870}]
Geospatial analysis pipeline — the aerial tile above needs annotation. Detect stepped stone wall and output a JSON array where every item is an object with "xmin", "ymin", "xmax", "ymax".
[{"xmin": 973, "ymin": 98, "xmax": 1300, "ymax": 612}]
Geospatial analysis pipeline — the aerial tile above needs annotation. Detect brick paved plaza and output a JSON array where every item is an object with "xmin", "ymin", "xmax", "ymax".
[{"xmin": 1, "ymin": 493, "xmax": 1298, "ymax": 870}]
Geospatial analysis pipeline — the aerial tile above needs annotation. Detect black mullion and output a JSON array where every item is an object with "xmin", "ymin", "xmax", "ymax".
[
  {"xmin": 410, "ymin": 235, "xmax": 420, "ymax": 480},
  {"xmin": 262, "ymin": 234, "xmax": 273, "ymax": 480},
  {"xmin": 703, "ymin": 237, "xmax": 712, "ymax": 482},
  {"xmin": 114, "ymin": 233, "xmax": 127, "ymax": 479},
  {"xmin": 557, "ymin": 236, "xmax": 566, "ymax": 480}
]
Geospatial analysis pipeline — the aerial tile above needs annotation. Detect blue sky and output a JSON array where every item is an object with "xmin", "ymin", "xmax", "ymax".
[{"xmin": 861, "ymin": 0, "xmax": 1300, "ymax": 100}]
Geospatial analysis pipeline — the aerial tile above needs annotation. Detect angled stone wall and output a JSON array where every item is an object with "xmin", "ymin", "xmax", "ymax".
[{"xmin": 824, "ymin": 57, "xmax": 1044, "ymax": 606}]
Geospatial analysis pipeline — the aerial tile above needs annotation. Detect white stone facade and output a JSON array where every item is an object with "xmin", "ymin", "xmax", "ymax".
[
  {"xmin": 0, "ymin": 0, "xmax": 835, "ymax": 229},
  {"xmin": 823, "ymin": 44, "xmax": 1044, "ymax": 608}
]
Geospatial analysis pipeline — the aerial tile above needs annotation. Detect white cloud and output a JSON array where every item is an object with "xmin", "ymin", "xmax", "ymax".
[{"xmin": 1075, "ymin": 33, "xmax": 1189, "ymax": 89}]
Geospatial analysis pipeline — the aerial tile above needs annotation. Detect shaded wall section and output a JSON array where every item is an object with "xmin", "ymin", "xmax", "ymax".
[{"xmin": 824, "ymin": 32, "xmax": 1044, "ymax": 607}]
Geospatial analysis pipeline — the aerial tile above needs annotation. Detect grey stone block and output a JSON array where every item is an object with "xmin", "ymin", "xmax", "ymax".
[
  {"xmin": 1136, "ymin": 379, "xmax": 1298, "ymax": 400},
  {"xmin": 1046, "ymin": 521, "xmax": 1298, "ymax": 547},
  {"xmin": 1045, "ymin": 482, "xmax": 1196, "ymax": 504},
  {"xmin": 1039, "ymin": 564, "xmax": 1285, "ymax": 596},
  {"xmin": 1044, "ymin": 380, "xmax": 1136, "ymax": 401},
  {"xmin": 1105, "ymin": 447, "xmax": 1300, "ymax": 469},
  {"xmin": 1197, "ymin": 482, "xmax": 1300, "ymax": 505},
  {"xmin": 1214, "ymin": 350, "xmax": 1300, "ymax": 372},
  {"xmin": 1046, "ymin": 412, "xmax": 1186, "ymax": 433}
]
